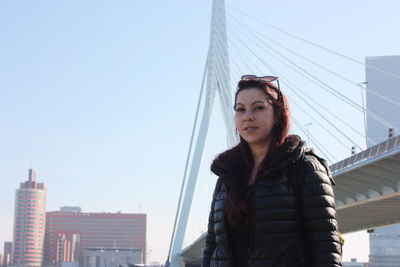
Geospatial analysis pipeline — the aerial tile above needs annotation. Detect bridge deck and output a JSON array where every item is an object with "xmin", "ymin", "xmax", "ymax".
[{"xmin": 333, "ymin": 135, "xmax": 400, "ymax": 232}]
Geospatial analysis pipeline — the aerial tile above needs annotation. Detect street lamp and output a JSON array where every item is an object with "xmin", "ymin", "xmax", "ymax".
[{"xmin": 304, "ymin": 123, "xmax": 313, "ymax": 146}]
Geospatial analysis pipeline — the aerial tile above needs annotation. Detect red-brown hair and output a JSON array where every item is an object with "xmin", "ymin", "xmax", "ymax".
[{"xmin": 212, "ymin": 79, "xmax": 291, "ymax": 230}]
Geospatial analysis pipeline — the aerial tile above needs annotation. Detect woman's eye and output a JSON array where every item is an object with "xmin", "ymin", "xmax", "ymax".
[
  {"xmin": 255, "ymin": 106, "xmax": 265, "ymax": 111},
  {"xmin": 235, "ymin": 107, "xmax": 245, "ymax": 113}
]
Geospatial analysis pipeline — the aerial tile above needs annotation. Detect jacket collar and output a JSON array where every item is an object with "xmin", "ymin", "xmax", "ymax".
[
  {"xmin": 211, "ymin": 135, "xmax": 309, "ymax": 177},
  {"xmin": 263, "ymin": 134, "xmax": 307, "ymax": 175}
]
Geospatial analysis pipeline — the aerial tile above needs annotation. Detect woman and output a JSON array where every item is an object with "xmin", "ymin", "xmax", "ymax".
[{"xmin": 202, "ymin": 75, "xmax": 342, "ymax": 267}]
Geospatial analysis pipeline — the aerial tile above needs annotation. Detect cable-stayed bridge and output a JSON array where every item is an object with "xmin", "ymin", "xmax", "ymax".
[{"xmin": 166, "ymin": 1, "xmax": 400, "ymax": 266}]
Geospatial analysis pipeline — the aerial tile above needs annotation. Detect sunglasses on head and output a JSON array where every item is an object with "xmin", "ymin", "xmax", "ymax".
[{"xmin": 240, "ymin": 74, "xmax": 283, "ymax": 101}]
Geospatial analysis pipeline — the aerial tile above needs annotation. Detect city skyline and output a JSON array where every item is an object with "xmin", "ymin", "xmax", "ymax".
[
  {"xmin": 2, "ymin": 0, "xmax": 400, "ymax": 263},
  {"xmin": 3, "ymin": 168, "xmax": 147, "ymax": 267}
]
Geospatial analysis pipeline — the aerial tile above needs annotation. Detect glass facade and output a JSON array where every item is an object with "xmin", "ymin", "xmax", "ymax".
[
  {"xmin": 366, "ymin": 55, "xmax": 400, "ymax": 267},
  {"xmin": 369, "ymin": 224, "xmax": 400, "ymax": 267}
]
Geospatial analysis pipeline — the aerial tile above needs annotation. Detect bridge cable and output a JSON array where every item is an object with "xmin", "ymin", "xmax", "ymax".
[
  {"xmin": 228, "ymin": 25, "xmax": 364, "ymax": 151},
  {"xmin": 228, "ymin": 17, "xmax": 400, "ymax": 133},
  {"xmin": 292, "ymin": 116, "xmax": 337, "ymax": 164},
  {"xmin": 227, "ymin": 16, "xmax": 370, "ymax": 142},
  {"xmin": 226, "ymin": 3, "xmax": 400, "ymax": 82},
  {"xmin": 227, "ymin": 35, "xmax": 340, "ymax": 160},
  {"xmin": 227, "ymin": 13, "xmax": 400, "ymax": 109},
  {"xmin": 228, "ymin": 16, "xmax": 363, "ymax": 110},
  {"xmin": 227, "ymin": 18, "xmax": 377, "ymax": 147},
  {"xmin": 229, "ymin": 35, "xmax": 359, "ymax": 152}
]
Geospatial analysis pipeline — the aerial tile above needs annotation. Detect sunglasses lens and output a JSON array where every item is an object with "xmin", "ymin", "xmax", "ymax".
[
  {"xmin": 241, "ymin": 75, "xmax": 258, "ymax": 81},
  {"xmin": 240, "ymin": 75, "xmax": 278, "ymax": 82},
  {"xmin": 259, "ymin": 76, "xmax": 277, "ymax": 82}
]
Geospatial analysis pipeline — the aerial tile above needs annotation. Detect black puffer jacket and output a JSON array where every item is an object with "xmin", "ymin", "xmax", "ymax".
[{"xmin": 202, "ymin": 135, "xmax": 342, "ymax": 267}]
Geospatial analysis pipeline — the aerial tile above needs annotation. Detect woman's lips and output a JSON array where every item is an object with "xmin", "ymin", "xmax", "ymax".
[{"xmin": 244, "ymin": 126, "xmax": 258, "ymax": 133}]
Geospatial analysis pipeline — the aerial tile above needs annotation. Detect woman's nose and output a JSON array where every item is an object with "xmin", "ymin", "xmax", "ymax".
[{"xmin": 243, "ymin": 110, "xmax": 255, "ymax": 120}]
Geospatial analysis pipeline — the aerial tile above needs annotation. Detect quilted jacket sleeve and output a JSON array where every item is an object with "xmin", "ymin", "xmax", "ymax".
[
  {"xmin": 202, "ymin": 177, "xmax": 223, "ymax": 267},
  {"xmin": 302, "ymin": 155, "xmax": 342, "ymax": 267}
]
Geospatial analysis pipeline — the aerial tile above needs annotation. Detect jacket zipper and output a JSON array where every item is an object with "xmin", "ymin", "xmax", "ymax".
[
  {"xmin": 222, "ymin": 182, "xmax": 234, "ymax": 266},
  {"xmin": 247, "ymin": 169, "xmax": 272, "ymax": 262},
  {"xmin": 223, "ymin": 220, "xmax": 234, "ymax": 266},
  {"xmin": 247, "ymin": 178, "xmax": 260, "ymax": 263}
]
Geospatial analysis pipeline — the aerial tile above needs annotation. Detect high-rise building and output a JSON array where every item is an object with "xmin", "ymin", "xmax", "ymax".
[
  {"xmin": 366, "ymin": 55, "xmax": 400, "ymax": 267},
  {"xmin": 3, "ymin": 242, "xmax": 13, "ymax": 267},
  {"xmin": 365, "ymin": 55, "xmax": 400, "ymax": 145},
  {"xmin": 12, "ymin": 169, "xmax": 47, "ymax": 267},
  {"xmin": 369, "ymin": 225, "xmax": 400, "ymax": 267},
  {"xmin": 43, "ymin": 209, "xmax": 146, "ymax": 267}
]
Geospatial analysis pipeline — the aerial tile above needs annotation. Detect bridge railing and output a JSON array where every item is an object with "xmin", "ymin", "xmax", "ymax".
[{"xmin": 330, "ymin": 135, "xmax": 400, "ymax": 173}]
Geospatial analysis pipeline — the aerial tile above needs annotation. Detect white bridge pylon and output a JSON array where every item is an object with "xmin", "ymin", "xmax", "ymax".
[{"xmin": 167, "ymin": 0, "xmax": 236, "ymax": 266}]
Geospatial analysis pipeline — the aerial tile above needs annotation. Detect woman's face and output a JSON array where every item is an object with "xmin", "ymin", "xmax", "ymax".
[{"xmin": 235, "ymin": 88, "xmax": 275, "ymax": 147}]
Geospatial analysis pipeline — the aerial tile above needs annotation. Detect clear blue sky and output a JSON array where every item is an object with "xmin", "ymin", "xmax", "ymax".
[{"xmin": 1, "ymin": 0, "xmax": 400, "ymax": 264}]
